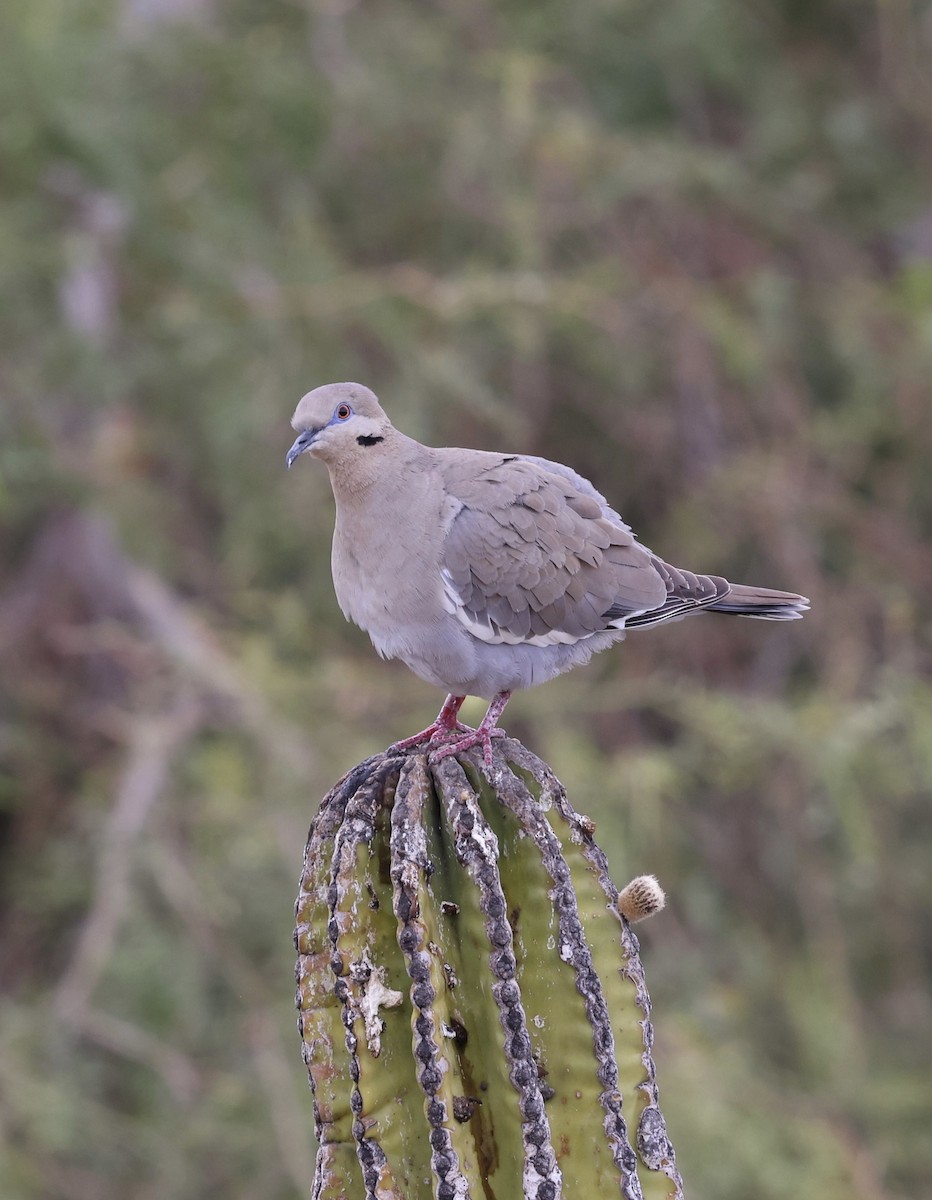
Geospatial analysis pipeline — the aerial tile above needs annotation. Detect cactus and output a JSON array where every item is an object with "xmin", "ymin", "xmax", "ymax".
[{"xmin": 295, "ymin": 738, "xmax": 684, "ymax": 1200}]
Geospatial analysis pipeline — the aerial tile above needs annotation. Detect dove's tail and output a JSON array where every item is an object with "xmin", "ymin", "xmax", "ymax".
[{"xmin": 706, "ymin": 582, "xmax": 809, "ymax": 621}]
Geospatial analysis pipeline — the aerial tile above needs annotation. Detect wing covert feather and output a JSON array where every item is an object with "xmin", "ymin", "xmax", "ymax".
[{"xmin": 439, "ymin": 454, "xmax": 666, "ymax": 647}]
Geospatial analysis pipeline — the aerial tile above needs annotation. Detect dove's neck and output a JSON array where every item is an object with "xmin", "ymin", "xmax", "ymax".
[{"xmin": 326, "ymin": 429, "xmax": 430, "ymax": 507}]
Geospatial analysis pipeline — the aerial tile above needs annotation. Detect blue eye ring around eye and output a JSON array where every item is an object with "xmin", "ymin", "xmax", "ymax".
[{"xmin": 335, "ymin": 403, "xmax": 353, "ymax": 421}]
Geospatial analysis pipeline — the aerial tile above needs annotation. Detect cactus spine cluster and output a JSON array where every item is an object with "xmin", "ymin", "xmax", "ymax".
[{"xmin": 295, "ymin": 738, "xmax": 683, "ymax": 1199}]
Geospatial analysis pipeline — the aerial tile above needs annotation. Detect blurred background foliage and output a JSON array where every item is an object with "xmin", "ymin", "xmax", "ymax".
[{"xmin": 1, "ymin": 0, "xmax": 931, "ymax": 1196}]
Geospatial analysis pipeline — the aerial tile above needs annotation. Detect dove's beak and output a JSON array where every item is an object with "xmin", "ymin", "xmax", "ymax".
[{"xmin": 286, "ymin": 428, "xmax": 319, "ymax": 469}]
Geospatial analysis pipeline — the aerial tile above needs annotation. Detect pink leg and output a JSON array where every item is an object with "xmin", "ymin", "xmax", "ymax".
[
  {"xmin": 389, "ymin": 694, "xmax": 468, "ymax": 754},
  {"xmin": 431, "ymin": 691, "xmax": 512, "ymax": 770}
]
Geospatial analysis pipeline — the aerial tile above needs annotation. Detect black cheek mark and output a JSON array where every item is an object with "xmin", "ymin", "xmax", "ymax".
[{"xmin": 357, "ymin": 435, "xmax": 385, "ymax": 447}]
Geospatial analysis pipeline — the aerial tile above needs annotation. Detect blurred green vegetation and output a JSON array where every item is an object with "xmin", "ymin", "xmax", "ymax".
[{"xmin": 1, "ymin": 0, "xmax": 931, "ymax": 1197}]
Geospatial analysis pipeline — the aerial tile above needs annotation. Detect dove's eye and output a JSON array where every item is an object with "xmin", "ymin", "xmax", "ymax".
[{"xmin": 336, "ymin": 403, "xmax": 352, "ymax": 421}]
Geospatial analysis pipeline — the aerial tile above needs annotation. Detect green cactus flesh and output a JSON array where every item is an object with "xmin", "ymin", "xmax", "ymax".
[{"xmin": 295, "ymin": 740, "xmax": 683, "ymax": 1200}]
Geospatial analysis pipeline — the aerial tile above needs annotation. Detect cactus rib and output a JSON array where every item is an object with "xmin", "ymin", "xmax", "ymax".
[
  {"xmin": 488, "ymin": 758, "xmax": 644, "ymax": 1200},
  {"xmin": 328, "ymin": 760, "xmax": 406, "ymax": 1199},
  {"xmin": 296, "ymin": 755, "xmax": 392, "ymax": 1200},
  {"xmin": 507, "ymin": 741, "xmax": 684, "ymax": 1198},
  {"xmin": 390, "ymin": 757, "xmax": 471, "ymax": 1200},
  {"xmin": 433, "ymin": 757, "xmax": 563, "ymax": 1200}
]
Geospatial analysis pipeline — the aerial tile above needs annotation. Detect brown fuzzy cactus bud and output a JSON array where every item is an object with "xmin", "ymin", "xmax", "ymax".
[
  {"xmin": 618, "ymin": 875, "xmax": 667, "ymax": 924},
  {"xmin": 294, "ymin": 738, "xmax": 683, "ymax": 1200}
]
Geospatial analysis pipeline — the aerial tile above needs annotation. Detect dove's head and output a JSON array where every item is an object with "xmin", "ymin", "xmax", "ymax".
[{"xmin": 287, "ymin": 383, "xmax": 392, "ymax": 469}]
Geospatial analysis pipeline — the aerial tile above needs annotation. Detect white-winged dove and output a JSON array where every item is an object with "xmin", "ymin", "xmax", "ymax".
[{"xmin": 287, "ymin": 383, "xmax": 808, "ymax": 764}]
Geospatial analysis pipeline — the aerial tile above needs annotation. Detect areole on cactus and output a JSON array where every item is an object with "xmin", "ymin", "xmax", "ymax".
[{"xmin": 295, "ymin": 738, "xmax": 683, "ymax": 1200}]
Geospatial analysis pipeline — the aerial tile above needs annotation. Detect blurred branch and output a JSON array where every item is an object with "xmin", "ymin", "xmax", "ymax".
[
  {"xmin": 53, "ymin": 695, "xmax": 203, "ymax": 1022},
  {"xmin": 0, "ymin": 510, "xmax": 315, "ymax": 775},
  {"xmin": 68, "ymin": 1007, "xmax": 201, "ymax": 1104},
  {"xmin": 876, "ymin": 0, "xmax": 932, "ymax": 122},
  {"xmin": 147, "ymin": 837, "xmax": 317, "ymax": 1193},
  {"xmin": 244, "ymin": 1012, "xmax": 318, "ymax": 1195},
  {"xmin": 124, "ymin": 562, "xmax": 314, "ymax": 774},
  {"xmin": 306, "ymin": 0, "xmax": 361, "ymax": 88}
]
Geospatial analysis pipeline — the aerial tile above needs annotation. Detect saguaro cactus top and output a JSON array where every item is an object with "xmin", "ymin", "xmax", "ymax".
[{"xmin": 295, "ymin": 738, "xmax": 683, "ymax": 1200}]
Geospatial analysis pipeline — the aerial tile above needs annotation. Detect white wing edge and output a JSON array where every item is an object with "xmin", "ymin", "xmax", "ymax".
[{"xmin": 440, "ymin": 567, "xmax": 628, "ymax": 648}]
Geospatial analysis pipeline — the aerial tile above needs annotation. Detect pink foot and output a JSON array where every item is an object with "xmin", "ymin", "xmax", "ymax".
[
  {"xmin": 430, "ymin": 726, "xmax": 507, "ymax": 770},
  {"xmin": 430, "ymin": 691, "xmax": 512, "ymax": 770},
  {"xmin": 389, "ymin": 694, "xmax": 467, "ymax": 754}
]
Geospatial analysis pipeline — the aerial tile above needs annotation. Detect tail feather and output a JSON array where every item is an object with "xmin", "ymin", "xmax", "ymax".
[
  {"xmin": 706, "ymin": 582, "xmax": 809, "ymax": 621},
  {"xmin": 621, "ymin": 561, "xmax": 809, "ymax": 630}
]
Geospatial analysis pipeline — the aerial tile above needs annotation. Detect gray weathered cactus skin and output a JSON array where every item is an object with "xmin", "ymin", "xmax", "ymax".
[{"xmin": 294, "ymin": 738, "xmax": 683, "ymax": 1200}]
